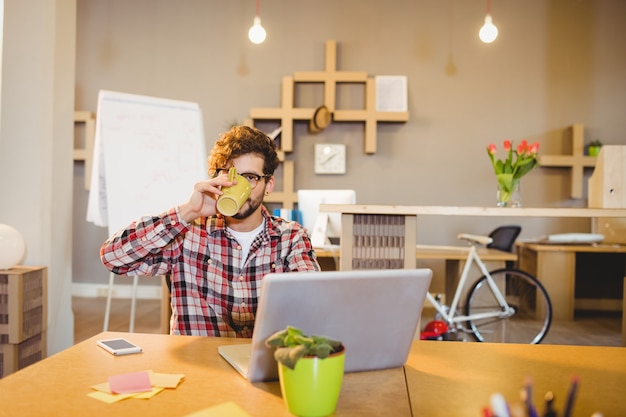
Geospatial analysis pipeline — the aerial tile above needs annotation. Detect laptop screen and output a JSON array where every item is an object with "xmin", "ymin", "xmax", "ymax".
[{"xmin": 219, "ymin": 268, "xmax": 432, "ymax": 382}]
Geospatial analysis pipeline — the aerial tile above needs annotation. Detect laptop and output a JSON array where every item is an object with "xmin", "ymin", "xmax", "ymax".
[{"xmin": 218, "ymin": 268, "xmax": 433, "ymax": 382}]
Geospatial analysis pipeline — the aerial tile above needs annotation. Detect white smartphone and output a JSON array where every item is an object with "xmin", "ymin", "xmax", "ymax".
[{"xmin": 96, "ymin": 338, "xmax": 142, "ymax": 355}]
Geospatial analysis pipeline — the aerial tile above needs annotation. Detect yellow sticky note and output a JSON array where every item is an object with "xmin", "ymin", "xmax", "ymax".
[
  {"xmin": 90, "ymin": 382, "xmax": 111, "ymax": 393},
  {"xmin": 149, "ymin": 371, "xmax": 185, "ymax": 388},
  {"xmin": 87, "ymin": 390, "xmax": 135, "ymax": 404},
  {"xmin": 183, "ymin": 402, "xmax": 252, "ymax": 417},
  {"xmin": 131, "ymin": 386, "xmax": 164, "ymax": 399}
]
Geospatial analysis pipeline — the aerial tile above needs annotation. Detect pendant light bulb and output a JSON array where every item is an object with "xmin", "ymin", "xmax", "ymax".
[
  {"xmin": 479, "ymin": 14, "xmax": 498, "ymax": 43},
  {"xmin": 248, "ymin": 16, "xmax": 266, "ymax": 44}
]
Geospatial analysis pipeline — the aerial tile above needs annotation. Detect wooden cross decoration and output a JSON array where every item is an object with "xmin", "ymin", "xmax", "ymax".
[
  {"xmin": 249, "ymin": 76, "xmax": 314, "ymax": 153},
  {"xmin": 248, "ymin": 40, "xmax": 409, "ymax": 209},
  {"xmin": 250, "ymin": 40, "xmax": 408, "ymax": 155},
  {"xmin": 293, "ymin": 41, "xmax": 368, "ymax": 113},
  {"xmin": 538, "ymin": 124, "xmax": 597, "ymax": 199},
  {"xmin": 333, "ymin": 78, "xmax": 409, "ymax": 154}
]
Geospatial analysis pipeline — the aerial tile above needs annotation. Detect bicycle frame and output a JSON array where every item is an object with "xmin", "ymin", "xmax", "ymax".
[{"xmin": 426, "ymin": 244, "xmax": 515, "ymax": 327}]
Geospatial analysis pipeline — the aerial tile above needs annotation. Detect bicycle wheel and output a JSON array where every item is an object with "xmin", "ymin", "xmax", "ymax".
[{"xmin": 464, "ymin": 268, "xmax": 552, "ymax": 344}]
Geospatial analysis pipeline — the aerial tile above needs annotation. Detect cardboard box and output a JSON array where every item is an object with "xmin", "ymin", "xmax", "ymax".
[
  {"xmin": 0, "ymin": 266, "xmax": 47, "ymax": 344},
  {"xmin": 0, "ymin": 332, "xmax": 46, "ymax": 378}
]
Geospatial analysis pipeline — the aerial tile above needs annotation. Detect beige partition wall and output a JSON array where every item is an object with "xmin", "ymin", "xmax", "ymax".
[{"xmin": 340, "ymin": 213, "xmax": 417, "ymax": 271}]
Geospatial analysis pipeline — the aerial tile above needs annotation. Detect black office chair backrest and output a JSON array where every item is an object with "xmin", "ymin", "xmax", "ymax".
[
  {"xmin": 166, "ymin": 274, "xmax": 172, "ymax": 293},
  {"xmin": 487, "ymin": 225, "xmax": 522, "ymax": 253}
]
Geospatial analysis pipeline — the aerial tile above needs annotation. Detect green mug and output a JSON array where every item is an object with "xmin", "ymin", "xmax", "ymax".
[{"xmin": 216, "ymin": 167, "xmax": 252, "ymax": 216}]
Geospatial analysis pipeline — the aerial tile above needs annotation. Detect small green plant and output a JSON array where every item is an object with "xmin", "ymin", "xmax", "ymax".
[
  {"xmin": 265, "ymin": 326, "xmax": 343, "ymax": 370},
  {"xmin": 588, "ymin": 139, "xmax": 602, "ymax": 156}
]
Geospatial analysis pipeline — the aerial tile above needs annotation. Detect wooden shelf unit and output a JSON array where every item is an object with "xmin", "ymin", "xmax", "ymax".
[
  {"xmin": 538, "ymin": 124, "xmax": 597, "ymax": 199},
  {"xmin": 250, "ymin": 40, "xmax": 408, "ymax": 209},
  {"xmin": 73, "ymin": 111, "xmax": 96, "ymax": 190}
]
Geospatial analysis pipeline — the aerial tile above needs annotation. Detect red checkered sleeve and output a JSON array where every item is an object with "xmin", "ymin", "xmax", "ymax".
[{"xmin": 100, "ymin": 207, "xmax": 187, "ymax": 276}]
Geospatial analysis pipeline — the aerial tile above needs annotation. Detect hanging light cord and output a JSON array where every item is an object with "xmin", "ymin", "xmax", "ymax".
[
  {"xmin": 479, "ymin": 0, "xmax": 498, "ymax": 43},
  {"xmin": 248, "ymin": 0, "xmax": 266, "ymax": 44}
]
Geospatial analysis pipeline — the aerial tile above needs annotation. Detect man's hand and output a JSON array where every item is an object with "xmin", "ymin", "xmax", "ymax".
[{"xmin": 178, "ymin": 173, "xmax": 235, "ymax": 222}]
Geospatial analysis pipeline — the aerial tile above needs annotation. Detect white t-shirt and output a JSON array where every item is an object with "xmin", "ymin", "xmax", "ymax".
[{"xmin": 227, "ymin": 220, "xmax": 265, "ymax": 268}]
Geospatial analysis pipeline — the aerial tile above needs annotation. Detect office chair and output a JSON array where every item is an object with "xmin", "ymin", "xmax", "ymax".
[{"xmin": 487, "ymin": 225, "xmax": 522, "ymax": 268}]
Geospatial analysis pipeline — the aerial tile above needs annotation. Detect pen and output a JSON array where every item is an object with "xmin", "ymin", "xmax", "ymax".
[
  {"xmin": 524, "ymin": 377, "xmax": 538, "ymax": 417},
  {"xmin": 563, "ymin": 375, "xmax": 580, "ymax": 417},
  {"xmin": 542, "ymin": 391, "xmax": 557, "ymax": 417}
]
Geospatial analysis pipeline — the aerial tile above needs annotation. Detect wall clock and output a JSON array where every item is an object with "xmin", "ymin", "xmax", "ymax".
[{"xmin": 314, "ymin": 144, "xmax": 346, "ymax": 174}]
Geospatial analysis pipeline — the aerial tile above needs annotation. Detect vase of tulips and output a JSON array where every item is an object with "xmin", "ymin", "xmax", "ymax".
[{"xmin": 487, "ymin": 140, "xmax": 539, "ymax": 207}]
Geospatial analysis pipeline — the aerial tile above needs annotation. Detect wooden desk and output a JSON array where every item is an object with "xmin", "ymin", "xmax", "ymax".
[
  {"xmin": 417, "ymin": 245, "xmax": 517, "ymax": 305},
  {"xmin": 517, "ymin": 242, "xmax": 626, "ymax": 321},
  {"xmin": 1, "ymin": 332, "xmax": 625, "ymax": 416},
  {"xmin": 405, "ymin": 340, "xmax": 626, "ymax": 417},
  {"xmin": 319, "ymin": 205, "xmax": 626, "ymax": 271},
  {"xmin": 0, "ymin": 332, "xmax": 410, "ymax": 417},
  {"xmin": 316, "ymin": 245, "xmax": 517, "ymax": 303},
  {"xmin": 315, "ymin": 245, "xmax": 517, "ymax": 262}
]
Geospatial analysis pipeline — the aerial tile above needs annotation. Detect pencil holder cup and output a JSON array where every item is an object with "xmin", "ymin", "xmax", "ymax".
[{"xmin": 216, "ymin": 167, "xmax": 252, "ymax": 216}]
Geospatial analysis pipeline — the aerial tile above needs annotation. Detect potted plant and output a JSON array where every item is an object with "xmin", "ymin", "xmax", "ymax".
[
  {"xmin": 486, "ymin": 139, "xmax": 539, "ymax": 207},
  {"xmin": 265, "ymin": 326, "xmax": 345, "ymax": 417},
  {"xmin": 588, "ymin": 139, "xmax": 602, "ymax": 156}
]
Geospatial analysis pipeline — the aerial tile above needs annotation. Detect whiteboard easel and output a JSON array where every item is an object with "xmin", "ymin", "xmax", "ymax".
[{"xmin": 87, "ymin": 90, "xmax": 207, "ymax": 332}]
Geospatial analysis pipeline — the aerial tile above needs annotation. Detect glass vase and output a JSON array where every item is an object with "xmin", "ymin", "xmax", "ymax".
[{"xmin": 496, "ymin": 180, "xmax": 522, "ymax": 207}]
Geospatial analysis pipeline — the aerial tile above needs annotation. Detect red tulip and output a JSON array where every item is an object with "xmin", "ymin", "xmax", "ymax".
[
  {"xmin": 517, "ymin": 140, "xmax": 529, "ymax": 155},
  {"xmin": 487, "ymin": 139, "xmax": 539, "ymax": 183}
]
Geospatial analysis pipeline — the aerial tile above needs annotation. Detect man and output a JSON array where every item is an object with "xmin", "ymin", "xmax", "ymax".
[{"xmin": 101, "ymin": 125, "xmax": 320, "ymax": 337}]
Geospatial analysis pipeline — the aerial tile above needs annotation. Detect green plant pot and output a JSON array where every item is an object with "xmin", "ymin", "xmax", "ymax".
[
  {"xmin": 278, "ymin": 348, "xmax": 345, "ymax": 417},
  {"xmin": 588, "ymin": 145, "xmax": 601, "ymax": 156}
]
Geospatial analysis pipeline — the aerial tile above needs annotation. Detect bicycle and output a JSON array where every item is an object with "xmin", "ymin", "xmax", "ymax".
[{"xmin": 423, "ymin": 233, "xmax": 552, "ymax": 344}]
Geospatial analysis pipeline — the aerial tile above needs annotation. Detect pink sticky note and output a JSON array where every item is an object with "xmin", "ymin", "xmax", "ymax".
[{"xmin": 108, "ymin": 371, "xmax": 152, "ymax": 394}]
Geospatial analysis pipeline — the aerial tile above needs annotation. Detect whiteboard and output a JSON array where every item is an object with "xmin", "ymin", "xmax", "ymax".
[{"xmin": 87, "ymin": 90, "xmax": 207, "ymax": 236}]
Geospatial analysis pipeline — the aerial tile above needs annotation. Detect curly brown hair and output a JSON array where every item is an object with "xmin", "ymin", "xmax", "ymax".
[{"xmin": 208, "ymin": 125, "xmax": 279, "ymax": 177}]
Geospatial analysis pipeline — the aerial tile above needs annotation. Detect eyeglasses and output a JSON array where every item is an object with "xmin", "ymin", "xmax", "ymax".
[{"xmin": 216, "ymin": 169, "xmax": 271, "ymax": 189}]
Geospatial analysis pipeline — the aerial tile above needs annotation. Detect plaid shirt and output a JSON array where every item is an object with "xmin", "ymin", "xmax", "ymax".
[{"xmin": 100, "ymin": 206, "xmax": 320, "ymax": 337}]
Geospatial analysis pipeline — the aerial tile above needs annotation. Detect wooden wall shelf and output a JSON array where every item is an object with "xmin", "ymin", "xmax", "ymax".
[
  {"xmin": 538, "ymin": 124, "xmax": 597, "ymax": 199},
  {"xmin": 73, "ymin": 111, "xmax": 96, "ymax": 190},
  {"xmin": 249, "ymin": 40, "xmax": 409, "ymax": 209}
]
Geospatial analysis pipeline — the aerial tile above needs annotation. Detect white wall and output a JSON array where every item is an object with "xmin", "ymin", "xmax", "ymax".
[{"xmin": 0, "ymin": 0, "xmax": 76, "ymax": 354}]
